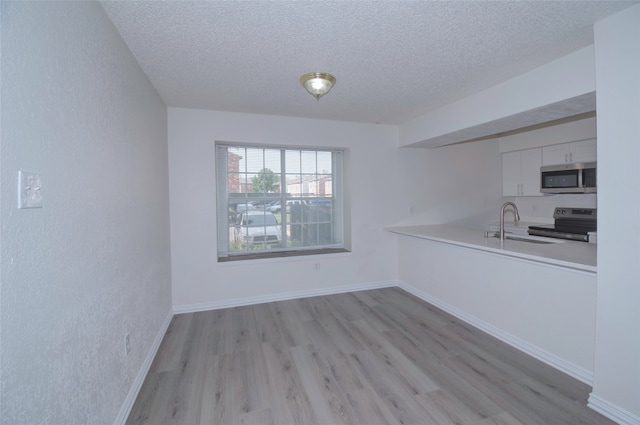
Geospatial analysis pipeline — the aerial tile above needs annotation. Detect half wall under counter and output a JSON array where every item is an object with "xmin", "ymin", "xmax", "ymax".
[
  {"xmin": 386, "ymin": 224, "xmax": 598, "ymax": 385},
  {"xmin": 386, "ymin": 224, "xmax": 596, "ymax": 273}
]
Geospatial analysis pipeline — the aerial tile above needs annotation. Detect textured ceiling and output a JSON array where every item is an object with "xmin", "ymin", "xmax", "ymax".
[{"xmin": 101, "ymin": 1, "xmax": 637, "ymax": 125}]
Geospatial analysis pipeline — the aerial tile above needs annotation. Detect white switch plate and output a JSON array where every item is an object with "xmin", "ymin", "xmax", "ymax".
[
  {"xmin": 124, "ymin": 333, "xmax": 131, "ymax": 356},
  {"xmin": 18, "ymin": 171, "xmax": 43, "ymax": 209}
]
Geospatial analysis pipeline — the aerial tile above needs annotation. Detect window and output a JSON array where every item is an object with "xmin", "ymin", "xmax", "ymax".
[{"xmin": 216, "ymin": 143, "xmax": 346, "ymax": 261}]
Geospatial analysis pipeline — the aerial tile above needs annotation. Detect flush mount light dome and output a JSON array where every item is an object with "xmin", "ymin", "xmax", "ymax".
[{"xmin": 300, "ymin": 72, "xmax": 336, "ymax": 100}]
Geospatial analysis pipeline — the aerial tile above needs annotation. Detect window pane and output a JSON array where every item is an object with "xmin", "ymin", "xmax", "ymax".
[
  {"xmin": 245, "ymin": 148, "xmax": 265, "ymax": 173},
  {"xmin": 285, "ymin": 150, "xmax": 300, "ymax": 174},
  {"xmin": 228, "ymin": 147, "xmax": 245, "ymax": 169},
  {"xmin": 226, "ymin": 173, "xmax": 240, "ymax": 193},
  {"xmin": 260, "ymin": 170, "xmax": 281, "ymax": 194},
  {"xmin": 318, "ymin": 174, "xmax": 332, "ymax": 196},
  {"xmin": 304, "ymin": 178, "xmax": 319, "ymax": 197},
  {"xmin": 236, "ymin": 174, "xmax": 249, "ymax": 194},
  {"xmin": 264, "ymin": 149, "xmax": 281, "ymax": 172},
  {"xmin": 317, "ymin": 151, "xmax": 332, "ymax": 174},
  {"xmin": 289, "ymin": 224, "xmax": 302, "ymax": 246},
  {"xmin": 286, "ymin": 174, "xmax": 302, "ymax": 196},
  {"xmin": 301, "ymin": 151, "xmax": 316, "ymax": 174},
  {"xmin": 231, "ymin": 210, "xmax": 283, "ymax": 252},
  {"xmin": 284, "ymin": 201, "xmax": 336, "ymax": 249}
]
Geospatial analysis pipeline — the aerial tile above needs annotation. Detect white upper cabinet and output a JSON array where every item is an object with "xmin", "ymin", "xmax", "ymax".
[
  {"xmin": 542, "ymin": 139, "xmax": 597, "ymax": 166},
  {"xmin": 569, "ymin": 139, "xmax": 597, "ymax": 163},
  {"xmin": 502, "ymin": 148, "xmax": 542, "ymax": 197}
]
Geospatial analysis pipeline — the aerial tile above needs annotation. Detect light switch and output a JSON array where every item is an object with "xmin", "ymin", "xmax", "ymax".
[{"xmin": 18, "ymin": 171, "xmax": 43, "ymax": 209}]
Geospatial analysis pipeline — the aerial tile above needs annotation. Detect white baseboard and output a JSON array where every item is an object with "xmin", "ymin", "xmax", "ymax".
[
  {"xmin": 173, "ymin": 280, "xmax": 397, "ymax": 314},
  {"xmin": 112, "ymin": 309, "xmax": 173, "ymax": 425},
  {"xmin": 396, "ymin": 280, "xmax": 594, "ymax": 385},
  {"xmin": 588, "ymin": 393, "xmax": 640, "ymax": 425}
]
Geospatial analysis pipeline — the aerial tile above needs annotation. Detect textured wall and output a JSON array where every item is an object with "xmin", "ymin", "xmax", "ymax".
[
  {"xmin": 168, "ymin": 108, "xmax": 402, "ymax": 309},
  {"xmin": 1, "ymin": 3, "xmax": 171, "ymax": 424},
  {"xmin": 591, "ymin": 3, "xmax": 640, "ymax": 421}
]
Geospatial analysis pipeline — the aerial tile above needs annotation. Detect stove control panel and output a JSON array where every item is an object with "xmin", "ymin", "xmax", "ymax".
[{"xmin": 553, "ymin": 207, "xmax": 596, "ymax": 220}]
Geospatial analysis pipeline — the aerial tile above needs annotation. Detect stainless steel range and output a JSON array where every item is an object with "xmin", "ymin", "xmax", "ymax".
[{"xmin": 528, "ymin": 207, "xmax": 597, "ymax": 242}]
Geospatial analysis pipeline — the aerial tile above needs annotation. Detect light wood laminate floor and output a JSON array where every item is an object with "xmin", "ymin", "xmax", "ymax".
[{"xmin": 126, "ymin": 288, "xmax": 613, "ymax": 425}]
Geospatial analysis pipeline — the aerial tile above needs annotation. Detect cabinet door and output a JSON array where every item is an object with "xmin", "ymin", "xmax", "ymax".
[
  {"xmin": 520, "ymin": 148, "xmax": 542, "ymax": 196},
  {"xmin": 569, "ymin": 139, "xmax": 596, "ymax": 163},
  {"xmin": 542, "ymin": 140, "xmax": 597, "ymax": 165},
  {"xmin": 542, "ymin": 144, "xmax": 570, "ymax": 165},
  {"xmin": 502, "ymin": 151, "xmax": 521, "ymax": 196}
]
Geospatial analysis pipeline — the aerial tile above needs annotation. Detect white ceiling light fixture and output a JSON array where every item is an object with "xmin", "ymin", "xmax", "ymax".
[{"xmin": 300, "ymin": 72, "xmax": 336, "ymax": 100}]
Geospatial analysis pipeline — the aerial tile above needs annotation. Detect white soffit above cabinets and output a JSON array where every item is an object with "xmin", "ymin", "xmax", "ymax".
[{"xmin": 408, "ymin": 93, "xmax": 597, "ymax": 149}]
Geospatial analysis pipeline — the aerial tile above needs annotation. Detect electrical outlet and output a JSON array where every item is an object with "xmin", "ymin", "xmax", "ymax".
[
  {"xmin": 124, "ymin": 333, "xmax": 131, "ymax": 356},
  {"xmin": 18, "ymin": 171, "xmax": 43, "ymax": 209},
  {"xmin": 408, "ymin": 205, "xmax": 415, "ymax": 215},
  {"xmin": 313, "ymin": 263, "xmax": 320, "ymax": 272}
]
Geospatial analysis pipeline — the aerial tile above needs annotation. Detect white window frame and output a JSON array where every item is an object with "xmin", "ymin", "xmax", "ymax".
[{"xmin": 216, "ymin": 142, "xmax": 347, "ymax": 262}]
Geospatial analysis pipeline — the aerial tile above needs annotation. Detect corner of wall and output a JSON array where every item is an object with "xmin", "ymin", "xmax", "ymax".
[{"xmin": 113, "ymin": 309, "xmax": 173, "ymax": 425}]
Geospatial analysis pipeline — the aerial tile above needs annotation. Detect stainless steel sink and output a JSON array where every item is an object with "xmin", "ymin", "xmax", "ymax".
[{"xmin": 487, "ymin": 232, "xmax": 566, "ymax": 244}]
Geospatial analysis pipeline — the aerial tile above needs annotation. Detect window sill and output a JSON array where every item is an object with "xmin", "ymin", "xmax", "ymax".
[{"xmin": 218, "ymin": 248, "xmax": 350, "ymax": 263}]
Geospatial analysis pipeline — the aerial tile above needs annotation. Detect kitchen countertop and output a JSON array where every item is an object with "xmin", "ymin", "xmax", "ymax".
[{"xmin": 385, "ymin": 224, "xmax": 596, "ymax": 273}]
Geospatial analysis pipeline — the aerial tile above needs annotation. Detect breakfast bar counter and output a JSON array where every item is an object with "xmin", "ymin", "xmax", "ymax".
[{"xmin": 385, "ymin": 224, "xmax": 596, "ymax": 273}]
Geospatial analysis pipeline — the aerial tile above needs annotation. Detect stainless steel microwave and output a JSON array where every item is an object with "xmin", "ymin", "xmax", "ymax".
[{"xmin": 540, "ymin": 162, "xmax": 596, "ymax": 194}]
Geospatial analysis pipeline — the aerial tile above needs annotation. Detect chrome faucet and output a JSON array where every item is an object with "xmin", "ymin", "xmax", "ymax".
[{"xmin": 500, "ymin": 202, "xmax": 520, "ymax": 241}]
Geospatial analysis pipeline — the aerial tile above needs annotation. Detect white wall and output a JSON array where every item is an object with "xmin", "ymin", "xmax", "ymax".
[
  {"xmin": 0, "ymin": 3, "xmax": 172, "ymax": 424},
  {"xmin": 590, "ymin": 4, "xmax": 640, "ymax": 423},
  {"xmin": 394, "ymin": 138, "xmax": 503, "ymax": 229},
  {"xmin": 168, "ymin": 108, "xmax": 399, "ymax": 309},
  {"xmin": 498, "ymin": 116, "xmax": 596, "ymax": 153},
  {"xmin": 398, "ymin": 236, "xmax": 597, "ymax": 382}
]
